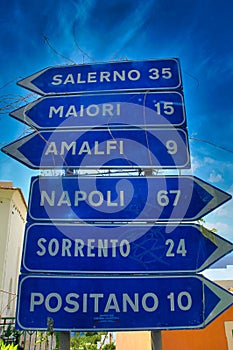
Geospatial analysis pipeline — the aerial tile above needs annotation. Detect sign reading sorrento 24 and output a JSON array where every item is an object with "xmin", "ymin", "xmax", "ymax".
[{"xmin": 17, "ymin": 59, "xmax": 182, "ymax": 95}]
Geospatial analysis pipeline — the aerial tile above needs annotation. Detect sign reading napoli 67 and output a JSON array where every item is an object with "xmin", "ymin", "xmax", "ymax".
[
  {"xmin": 17, "ymin": 58, "xmax": 182, "ymax": 95},
  {"xmin": 27, "ymin": 176, "xmax": 231, "ymax": 222}
]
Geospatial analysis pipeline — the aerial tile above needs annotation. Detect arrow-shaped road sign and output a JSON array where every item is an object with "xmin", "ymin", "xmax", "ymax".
[
  {"xmin": 10, "ymin": 91, "xmax": 186, "ymax": 129},
  {"xmin": 27, "ymin": 176, "xmax": 231, "ymax": 222},
  {"xmin": 1, "ymin": 128, "xmax": 190, "ymax": 169},
  {"xmin": 21, "ymin": 223, "xmax": 233, "ymax": 274},
  {"xmin": 17, "ymin": 58, "xmax": 182, "ymax": 95},
  {"xmin": 16, "ymin": 274, "xmax": 233, "ymax": 331}
]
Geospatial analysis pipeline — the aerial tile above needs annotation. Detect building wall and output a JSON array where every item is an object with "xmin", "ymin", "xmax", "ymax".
[
  {"xmin": 162, "ymin": 306, "xmax": 233, "ymax": 350},
  {"xmin": 116, "ymin": 331, "xmax": 151, "ymax": 350},
  {"xmin": 0, "ymin": 182, "xmax": 27, "ymax": 318},
  {"xmin": 116, "ymin": 299, "xmax": 233, "ymax": 350}
]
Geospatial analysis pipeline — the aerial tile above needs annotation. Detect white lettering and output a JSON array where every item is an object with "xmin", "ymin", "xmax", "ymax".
[
  {"xmin": 30, "ymin": 293, "xmax": 44, "ymax": 311},
  {"xmin": 113, "ymin": 70, "xmax": 125, "ymax": 81},
  {"xmin": 102, "ymin": 103, "xmax": 114, "ymax": 116},
  {"xmin": 97, "ymin": 239, "xmax": 108, "ymax": 257},
  {"xmin": 107, "ymin": 140, "xmax": 117, "ymax": 155},
  {"xmin": 120, "ymin": 190, "xmax": 124, "ymax": 206},
  {"xmin": 74, "ymin": 191, "xmax": 87, "ymax": 206},
  {"xmin": 128, "ymin": 69, "xmax": 140, "ymax": 81},
  {"xmin": 57, "ymin": 191, "xmax": 71, "ymax": 206},
  {"xmin": 74, "ymin": 239, "xmax": 85, "ymax": 257},
  {"xmin": 64, "ymin": 293, "xmax": 79, "ymax": 312},
  {"xmin": 48, "ymin": 239, "xmax": 59, "ymax": 256},
  {"xmin": 77, "ymin": 73, "xmax": 86, "ymax": 84},
  {"xmin": 49, "ymin": 106, "xmax": 63, "ymax": 118},
  {"xmin": 49, "ymin": 103, "xmax": 121, "ymax": 119},
  {"xmin": 65, "ymin": 105, "xmax": 78, "ymax": 117},
  {"xmin": 40, "ymin": 190, "xmax": 125, "ymax": 208},
  {"xmin": 94, "ymin": 141, "xmax": 104, "ymax": 155},
  {"xmin": 51, "ymin": 70, "xmax": 142, "ymax": 87},
  {"xmin": 29, "ymin": 291, "xmax": 161, "ymax": 314},
  {"xmin": 35, "ymin": 237, "xmax": 131, "ymax": 258},
  {"xmin": 40, "ymin": 190, "xmax": 55, "ymax": 206},
  {"xmin": 44, "ymin": 140, "xmax": 124, "ymax": 156},
  {"xmin": 83, "ymin": 293, "xmax": 87, "ymax": 312},
  {"xmin": 44, "ymin": 142, "xmax": 58, "ymax": 155},
  {"xmin": 37, "ymin": 238, "xmax": 47, "ymax": 256},
  {"xmin": 110, "ymin": 239, "xmax": 118, "ymax": 257},
  {"xmin": 107, "ymin": 190, "xmax": 117, "ymax": 207},
  {"xmin": 86, "ymin": 104, "xmax": 99, "ymax": 116},
  {"xmin": 87, "ymin": 239, "xmax": 95, "ymax": 257},
  {"xmin": 45, "ymin": 293, "xmax": 62, "ymax": 313},
  {"xmin": 60, "ymin": 141, "xmax": 76, "ymax": 155},
  {"xmin": 78, "ymin": 141, "xmax": 91, "ymax": 155},
  {"xmin": 123, "ymin": 293, "xmax": 139, "ymax": 312},
  {"xmin": 64, "ymin": 74, "xmax": 75, "ymax": 85},
  {"xmin": 100, "ymin": 71, "xmax": 111, "ymax": 82},
  {"xmin": 119, "ymin": 140, "xmax": 124, "ymax": 154},
  {"xmin": 120, "ymin": 240, "xmax": 130, "ymax": 257},
  {"xmin": 142, "ymin": 293, "xmax": 159, "ymax": 312},
  {"xmin": 90, "ymin": 293, "xmax": 104, "ymax": 312},
  {"xmin": 51, "ymin": 75, "xmax": 63, "ymax": 85},
  {"xmin": 87, "ymin": 72, "xmax": 97, "ymax": 83},
  {"xmin": 62, "ymin": 239, "xmax": 72, "ymax": 257},
  {"xmin": 104, "ymin": 294, "xmax": 120, "ymax": 312},
  {"xmin": 88, "ymin": 191, "xmax": 104, "ymax": 207}
]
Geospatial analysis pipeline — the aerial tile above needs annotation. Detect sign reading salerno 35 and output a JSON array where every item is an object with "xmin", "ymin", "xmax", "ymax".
[{"xmin": 17, "ymin": 58, "xmax": 182, "ymax": 95}]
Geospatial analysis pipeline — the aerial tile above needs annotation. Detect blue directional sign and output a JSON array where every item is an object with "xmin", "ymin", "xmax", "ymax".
[
  {"xmin": 21, "ymin": 223, "xmax": 233, "ymax": 274},
  {"xmin": 16, "ymin": 274, "xmax": 233, "ymax": 331},
  {"xmin": 17, "ymin": 58, "xmax": 182, "ymax": 95},
  {"xmin": 27, "ymin": 176, "xmax": 231, "ymax": 222},
  {"xmin": 10, "ymin": 91, "xmax": 186, "ymax": 129},
  {"xmin": 1, "ymin": 128, "xmax": 190, "ymax": 169}
]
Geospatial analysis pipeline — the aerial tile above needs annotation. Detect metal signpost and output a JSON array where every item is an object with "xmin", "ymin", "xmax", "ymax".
[
  {"xmin": 10, "ymin": 91, "xmax": 186, "ymax": 129},
  {"xmin": 16, "ymin": 274, "xmax": 233, "ymax": 331},
  {"xmin": 1, "ymin": 127, "xmax": 190, "ymax": 169},
  {"xmin": 26, "ymin": 175, "xmax": 231, "ymax": 222},
  {"xmin": 17, "ymin": 58, "xmax": 182, "ymax": 95},
  {"xmin": 21, "ymin": 223, "xmax": 233, "ymax": 274},
  {"xmin": 2, "ymin": 58, "xmax": 232, "ymax": 350}
]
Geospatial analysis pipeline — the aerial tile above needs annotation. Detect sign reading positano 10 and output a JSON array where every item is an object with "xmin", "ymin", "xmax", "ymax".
[{"xmin": 1, "ymin": 58, "xmax": 232, "ymax": 332}]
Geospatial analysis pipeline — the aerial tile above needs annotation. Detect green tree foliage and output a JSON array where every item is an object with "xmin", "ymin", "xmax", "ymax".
[
  {"xmin": 102, "ymin": 343, "xmax": 116, "ymax": 350},
  {"xmin": 70, "ymin": 332, "xmax": 116, "ymax": 350},
  {"xmin": 0, "ymin": 340, "xmax": 18, "ymax": 350}
]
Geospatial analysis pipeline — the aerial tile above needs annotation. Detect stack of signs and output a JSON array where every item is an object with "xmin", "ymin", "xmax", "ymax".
[{"xmin": 2, "ymin": 59, "xmax": 233, "ymax": 331}]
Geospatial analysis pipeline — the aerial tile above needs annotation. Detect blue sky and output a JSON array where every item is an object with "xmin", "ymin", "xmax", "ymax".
[{"xmin": 0, "ymin": 0, "xmax": 233, "ymax": 273}]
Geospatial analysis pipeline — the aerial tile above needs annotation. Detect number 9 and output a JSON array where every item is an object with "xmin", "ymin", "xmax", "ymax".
[{"xmin": 166, "ymin": 140, "xmax": 177, "ymax": 154}]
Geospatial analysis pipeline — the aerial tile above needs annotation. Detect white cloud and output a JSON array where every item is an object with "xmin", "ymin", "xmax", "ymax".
[
  {"xmin": 209, "ymin": 170, "xmax": 223, "ymax": 183},
  {"xmin": 203, "ymin": 265, "xmax": 233, "ymax": 281},
  {"xmin": 190, "ymin": 156, "xmax": 202, "ymax": 171},
  {"xmin": 204, "ymin": 157, "xmax": 214, "ymax": 164},
  {"xmin": 204, "ymin": 221, "xmax": 232, "ymax": 236},
  {"xmin": 214, "ymin": 222, "xmax": 231, "ymax": 233},
  {"xmin": 213, "ymin": 207, "xmax": 229, "ymax": 217},
  {"xmin": 227, "ymin": 183, "xmax": 233, "ymax": 195}
]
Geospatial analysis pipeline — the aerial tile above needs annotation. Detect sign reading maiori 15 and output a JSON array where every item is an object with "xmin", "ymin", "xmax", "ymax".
[
  {"xmin": 17, "ymin": 58, "xmax": 182, "ymax": 95},
  {"xmin": 10, "ymin": 91, "xmax": 186, "ymax": 130}
]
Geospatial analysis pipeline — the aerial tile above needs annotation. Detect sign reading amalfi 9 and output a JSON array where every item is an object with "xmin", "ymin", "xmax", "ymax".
[{"xmin": 17, "ymin": 58, "xmax": 182, "ymax": 95}]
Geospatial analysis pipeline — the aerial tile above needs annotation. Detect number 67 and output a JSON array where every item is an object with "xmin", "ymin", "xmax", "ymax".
[{"xmin": 157, "ymin": 190, "xmax": 181, "ymax": 206}]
